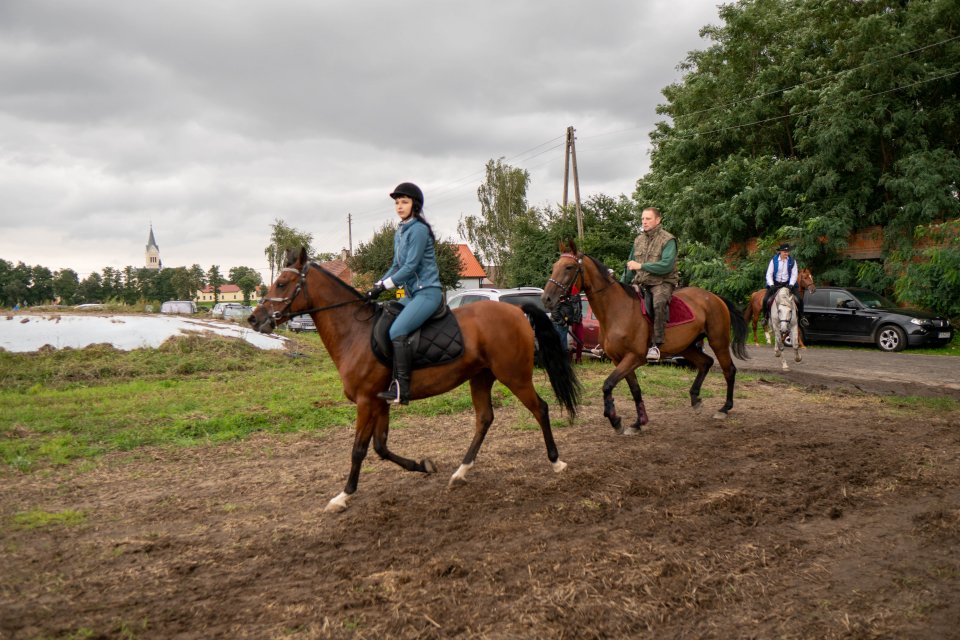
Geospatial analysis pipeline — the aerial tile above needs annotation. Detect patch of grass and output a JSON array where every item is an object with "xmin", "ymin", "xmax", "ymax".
[
  {"xmin": 13, "ymin": 508, "xmax": 86, "ymax": 529},
  {"xmin": 879, "ymin": 396, "xmax": 960, "ymax": 412},
  {"xmin": 0, "ymin": 334, "xmax": 351, "ymax": 470}
]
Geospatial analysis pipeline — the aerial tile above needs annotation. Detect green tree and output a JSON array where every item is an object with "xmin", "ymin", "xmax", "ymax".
[
  {"xmin": 264, "ymin": 219, "xmax": 315, "ymax": 282},
  {"xmin": 634, "ymin": 0, "xmax": 960, "ymax": 302},
  {"xmin": 78, "ymin": 272, "xmax": 104, "ymax": 304},
  {"xmin": 167, "ymin": 267, "xmax": 195, "ymax": 301},
  {"xmin": 121, "ymin": 267, "xmax": 140, "ymax": 305},
  {"xmin": 3, "ymin": 262, "xmax": 33, "ymax": 307},
  {"xmin": 53, "ymin": 268, "xmax": 80, "ymax": 305},
  {"xmin": 188, "ymin": 264, "xmax": 207, "ymax": 300},
  {"xmin": 30, "ymin": 266, "xmax": 55, "ymax": 305},
  {"xmin": 458, "ymin": 158, "xmax": 533, "ymax": 286},
  {"xmin": 229, "ymin": 266, "xmax": 263, "ymax": 304},
  {"xmin": 207, "ymin": 265, "xmax": 224, "ymax": 304}
]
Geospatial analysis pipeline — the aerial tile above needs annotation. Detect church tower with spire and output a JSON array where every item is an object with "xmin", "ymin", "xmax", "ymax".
[{"xmin": 145, "ymin": 225, "xmax": 161, "ymax": 270}]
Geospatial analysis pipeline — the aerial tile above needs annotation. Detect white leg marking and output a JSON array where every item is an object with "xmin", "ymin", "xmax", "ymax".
[
  {"xmin": 324, "ymin": 491, "xmax": 350, "ymax": 513},
  {"xmin": 552, "ymin": 459, "xmax": 568, "ymax": 473},
  {"xmin": 448, "ymin": 462, "xmax": 474, "ymax": 487}
]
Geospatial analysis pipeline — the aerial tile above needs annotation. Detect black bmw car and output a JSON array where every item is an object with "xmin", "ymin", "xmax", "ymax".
[{"xmin": 801, "ymin": 287, "xmax": 953, "ymax": 352}]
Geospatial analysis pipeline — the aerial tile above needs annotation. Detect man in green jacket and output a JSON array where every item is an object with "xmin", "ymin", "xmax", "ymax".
[{"xmin": 622, "ymin": 207, "xmax": 679, "ymax": 362}]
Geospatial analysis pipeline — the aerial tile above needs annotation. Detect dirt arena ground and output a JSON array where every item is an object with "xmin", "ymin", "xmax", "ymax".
[{"xmin": 3, "ymin": 373, "xmax": 960, "ymax": 639}]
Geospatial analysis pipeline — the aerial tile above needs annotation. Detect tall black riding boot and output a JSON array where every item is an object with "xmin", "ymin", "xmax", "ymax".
[{"xmin": 378, "ymin": 337, "xmax": 413, "ymax": 405}]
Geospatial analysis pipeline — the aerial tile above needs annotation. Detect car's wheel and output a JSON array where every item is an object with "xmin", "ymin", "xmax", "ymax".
[{"xmin": 876, "ymin": 324, "xmax": 906, "ymax": 352}]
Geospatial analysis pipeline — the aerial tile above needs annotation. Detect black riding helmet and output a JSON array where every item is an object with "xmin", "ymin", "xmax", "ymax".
[{"xmin": 390, "ymin": 182, "xmax": 424, "ymax": 213}]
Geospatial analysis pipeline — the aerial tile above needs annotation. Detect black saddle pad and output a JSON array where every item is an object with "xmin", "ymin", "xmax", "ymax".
[{"xmin": 371, "ymin": 301, "xmax": 465, "ymax": 369}]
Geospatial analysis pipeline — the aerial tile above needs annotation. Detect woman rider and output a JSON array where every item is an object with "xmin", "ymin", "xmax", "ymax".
[{"xmin": 364, "ymin": 182, "xmax": 442, "ymax": 405}]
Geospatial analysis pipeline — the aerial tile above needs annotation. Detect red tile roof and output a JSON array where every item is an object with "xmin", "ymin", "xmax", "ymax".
[
  {"xmin": 320, "ymin": 259, "xmax": 353, "ymax": 284},
  {"xmin": 455, "ymin": 244, "xmax": 486, "ymax": 278}
]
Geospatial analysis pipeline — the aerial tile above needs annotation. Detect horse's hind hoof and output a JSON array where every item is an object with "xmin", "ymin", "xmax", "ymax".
[
  {"xmin": 712, "ymin": 411, "xmax": 728, "ymax": 420},
  {"xmin": 324, "ymin": 492, "xmax": 350, "ymax": 513},
  {"xmin": 421, "ymin": 459, "xmax": 437, "ymax": 474},
  {"xmin": 621, "ymin": 425, "xmax": 641, "ymax": 436},
  {"xmin": 552, "ymin": 459, "xmax": 568, "ymax": 473},
  {"xmin": 795, "ymin": 353, "xmax": 802, "ymax": 363}
]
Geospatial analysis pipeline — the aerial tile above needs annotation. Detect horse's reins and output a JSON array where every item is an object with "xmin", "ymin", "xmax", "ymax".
[
  {"xmin": 549, "ymin": 253, "xmax": 614, "ymax": 299},
  {"xmin": 547, "ymin": 253, "xmax": 585, "ymax": 302},
  {"xmin": 261, "ymin": 261, "xmax": 365, "ymax": 325}
]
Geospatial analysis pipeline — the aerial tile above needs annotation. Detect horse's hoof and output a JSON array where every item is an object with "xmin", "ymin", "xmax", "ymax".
[
  {"xmin": 448, "ymin": 462, "xmax": 472, "ymax": 487},
  {"xmin": 712, "ymin": 411, "xmax": 728, "ymax": 420},
  {"xmin": 552, "ymin": 459, "xmax": 568, "ymax": 473},
  {"xmin": 621, "ymin": 425, "xmax": 641, "ymax": 436},
  {"xmin": 611, "ymin": 417, "xmax": 623, "ymax": 433},
  {"xmin": 324, "ymin": 492, "xmax": 350, "ymax": 513},
  {"xmin": 692, "ymin": 400, "xmax": 703, "ymax": 412},
  {"xmin": 795, "ymin": 353, "xmax": 802, "ymax": 363},
  {"xmin": 421, "ymin": 459, "xmax": 437, "ymax": 474}
]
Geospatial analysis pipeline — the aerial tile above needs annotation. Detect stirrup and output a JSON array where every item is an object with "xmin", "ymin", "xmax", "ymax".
[
  {"xmin": 377, "ymin": 380, "xmax": 408, "ymax": 405},
  {"xmin": 646, "ymin": 345, "xmax": 661, "ymax": 362}
]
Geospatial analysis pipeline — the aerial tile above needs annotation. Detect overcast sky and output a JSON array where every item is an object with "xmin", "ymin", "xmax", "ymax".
[{"xmin": 0, "ymin": 0, "xmax": 721, "ymax": 279}]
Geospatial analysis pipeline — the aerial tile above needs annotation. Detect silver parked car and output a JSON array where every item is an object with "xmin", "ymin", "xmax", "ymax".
[
  {"xmin": 210, "ymin": 302, "xmax": 245, "ymax": 319},
  {"xmin": 288, "ymin": 314, "xmax": 316, "ymax": 333},
  {"xmin": 222, "ymin": 305, "xmax": 254, "ymax": 321}
]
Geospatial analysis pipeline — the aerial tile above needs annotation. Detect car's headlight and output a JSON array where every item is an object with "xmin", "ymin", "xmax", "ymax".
[{"xmin": 910, "ymin": 318, "xmax": 931, "ymax": 326}]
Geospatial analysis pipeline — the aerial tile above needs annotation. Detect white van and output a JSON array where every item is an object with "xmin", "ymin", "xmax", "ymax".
[{"xmin": 160, "ymin": 300, "xmax": 198, "ymax": 314}]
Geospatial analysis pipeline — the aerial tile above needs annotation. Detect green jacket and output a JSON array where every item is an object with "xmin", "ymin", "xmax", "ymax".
[{"xmin": 622, "ymin": 225, "xmax": 679, "ymax": 286}]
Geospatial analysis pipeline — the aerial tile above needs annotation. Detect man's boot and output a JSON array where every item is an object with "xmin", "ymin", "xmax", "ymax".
[{"xmin": 378, "ymin": 337, "xmax": 413, "ymax": 405}]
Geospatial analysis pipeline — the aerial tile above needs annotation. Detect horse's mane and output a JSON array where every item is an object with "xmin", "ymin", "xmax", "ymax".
[
  {"xmin": 283, "ymin": 250, "xmax": 365, "ymax": 301},
  {"xmin": 584, "ymin": 255, "xmax": 636, "ymax": 296}
]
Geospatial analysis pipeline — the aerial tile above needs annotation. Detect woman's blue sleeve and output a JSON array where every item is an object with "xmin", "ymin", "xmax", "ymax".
[{"xmin": 387, "ymin": 224, "xmax": 429, "ymax": 285}]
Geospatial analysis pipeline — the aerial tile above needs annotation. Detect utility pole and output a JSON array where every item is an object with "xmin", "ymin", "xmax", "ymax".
[
  {"xmin": 347, "ymin": 213, "xmax": 353, "ymax": 256},
  {"xmin": 562, "ymin": 126, "xmax": 584, "ymax": 240}
]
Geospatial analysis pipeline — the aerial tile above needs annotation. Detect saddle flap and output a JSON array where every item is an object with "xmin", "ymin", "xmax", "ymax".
[{"xmin": 370, "ymin": 302, "xmax": 464, "ymax": 369}]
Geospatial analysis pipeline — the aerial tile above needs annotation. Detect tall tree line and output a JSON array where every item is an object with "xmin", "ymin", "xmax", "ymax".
[
  {"xmin": 633, "ymin": 0, "xmax": 959, "ymax": 310},
  {"xmin": 0, "ymin": 259, "xmax": 264, "ymax": 307}
]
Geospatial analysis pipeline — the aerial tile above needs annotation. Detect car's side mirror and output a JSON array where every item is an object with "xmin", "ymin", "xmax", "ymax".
[{"xmin": 841, "ymin": 300, "xmax": 858, "ymax": 309}]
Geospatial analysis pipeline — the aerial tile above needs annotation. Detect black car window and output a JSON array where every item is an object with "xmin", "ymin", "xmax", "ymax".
[
  {"xmin": 805, "ymin": 290, "xmax": 829, "ymax": 307},
  {"xmin": 852, "ymin": 290, "xmax": 897, "ymax": 309},
  {"xmin": 830, "ymin": 291, "xmax": 856, "ymax": 308}
]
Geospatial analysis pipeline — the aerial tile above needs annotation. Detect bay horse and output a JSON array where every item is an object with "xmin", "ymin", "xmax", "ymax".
[
  {"xmin": 770, "ymin": 286, "xmax": 802, "ymax": 370},
  {"xmin": 248, "ymin": 248, "xmax": 581, "ymax": 513},
  {"xmin": 542, "ymin": 241, "xmax": 748, "ymax": 433},
  {"xmin": 744, "ymin": 268, "xmax": 815, "ymax": 346}
]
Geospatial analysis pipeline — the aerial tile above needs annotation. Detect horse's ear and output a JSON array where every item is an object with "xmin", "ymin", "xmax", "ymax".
[
  {"xmin": 558, "ymin": 240, "xmax": 569, "ymax": 254},
  {"xmin": 299, "ymin": 246, "xmax": 308, "ymax": 265},
  {"xmin": 568, "ymin": 238, "xmax": 579, "ymax": 255}
]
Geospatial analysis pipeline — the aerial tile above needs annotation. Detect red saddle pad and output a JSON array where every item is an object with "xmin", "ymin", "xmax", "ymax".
[{"xmin": 640, "ymin": 295, "xmax": 696, "ymax": 327}]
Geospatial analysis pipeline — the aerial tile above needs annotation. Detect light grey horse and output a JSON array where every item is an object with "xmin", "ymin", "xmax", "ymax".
[{"xmin": 770, "ymin": 286, "xmax": 802, "ymax": 370}]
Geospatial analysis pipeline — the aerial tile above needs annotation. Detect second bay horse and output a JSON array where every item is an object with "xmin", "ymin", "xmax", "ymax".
[
  {"xmin": 542, "ymin": 241, "xmax": 749, "ymax": 433},
  {"xmin": 249, "ymin": 248, "xmax": 581, "ymax": 513}
]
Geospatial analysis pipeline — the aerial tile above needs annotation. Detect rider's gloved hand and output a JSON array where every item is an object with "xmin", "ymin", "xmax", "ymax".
[{"xmin": 365, "ymin": 282, "xmax": 386, "ymax": 300}]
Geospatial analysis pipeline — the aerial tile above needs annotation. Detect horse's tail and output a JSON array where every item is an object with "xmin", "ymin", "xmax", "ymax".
[
  {"xmin": 720, "ymin": 296, "xmax": 750, "ymax": 360},
  {"xmin": 522, "ymin": 304, "xmax": 582, "ymax": 416},
  {"xmin": 742, "ymin": 295, "xmax": 754, "ymax": 323}
]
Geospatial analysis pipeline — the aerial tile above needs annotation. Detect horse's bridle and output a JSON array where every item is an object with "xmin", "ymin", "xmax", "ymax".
[
  {"xmin": 261, "ymin": 261, "xmax": 364, "ymax": 328},
  {"xmin": 547, "ymin": 253, "xmax": 584, "ymax": 301}
]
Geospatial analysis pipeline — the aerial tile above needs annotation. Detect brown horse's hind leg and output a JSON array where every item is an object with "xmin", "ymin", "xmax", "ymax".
[
  {"xmin": 678, "ymin": 344, "xmax": 713, "ymax": 412},
  {"xmin": 621, "ymin": 370, "xmax": 648, "ymax": 435},
  {"xmin": 602, "ymin": 354, "xmax": 643, "ymax": 434},
  {"xmin": 450, "ymin": 371, "xmax": 496, "ymax": 487},
  {"xmin": 501, "ymin": 376, "xmax": 566, "ymax": 473}
]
